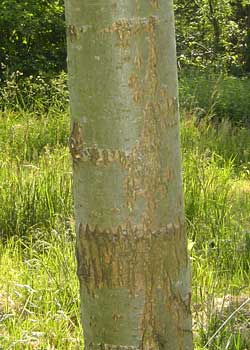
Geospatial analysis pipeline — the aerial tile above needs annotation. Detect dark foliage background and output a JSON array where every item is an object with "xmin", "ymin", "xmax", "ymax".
[
  {"xmin": 0, "ymin": 0, "xmax": 66, "ymax": 80},
  {"xmin": 1, "ymin": 0, "xmax": 250, "ymax": 79},
  {"xmin": 175, "ymin": 0, "xmax": 250, "ymax": 76},
  {"xmin": 1, "ymin": 0, "xmax": 250, "ymax": 124}
]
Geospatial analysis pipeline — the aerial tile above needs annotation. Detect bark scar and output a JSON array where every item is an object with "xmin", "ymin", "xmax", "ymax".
[
  {"xmin": 69, "ymin": 121, "xmax": 83, "ymax": 163},
  {"xmin": 67, "ymin": 24, "xmax": 78, "ymax": 42}
]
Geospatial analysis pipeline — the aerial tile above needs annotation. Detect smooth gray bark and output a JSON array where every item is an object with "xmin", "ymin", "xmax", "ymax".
[{"xmin": 65, "ymin": 1, "xmax": 193, "ymax": 349}]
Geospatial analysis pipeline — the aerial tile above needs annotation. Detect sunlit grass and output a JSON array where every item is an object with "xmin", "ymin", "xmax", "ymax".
[
  {"xmin": 0, "ymin": 236, "xmax": 83, "ymax": 349},
  {"xmin": 0, "ymin": 101, "xmax": 249, "ymax": 349}
]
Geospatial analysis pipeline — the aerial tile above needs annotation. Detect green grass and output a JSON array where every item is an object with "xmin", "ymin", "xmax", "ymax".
[
  {"xmin": 0, "ymin": 235, "xmax": 83, "ymax": 349},
  {"xmin": 179, "ymin": 72, "xmax": 250, "ymax": 125},
  {"xmin": 0, "ymin": 147, "xmax": 72, "ymax": 239},
  {"xmin": 182, "ymin": 119, "xmax": 250, "ymax": 350},
  {"xmin": 0, "ymin": 85, "xmax": 250, "ymax": 349}
]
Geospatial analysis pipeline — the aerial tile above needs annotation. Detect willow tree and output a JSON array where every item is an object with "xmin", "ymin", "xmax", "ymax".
[{"xmin": 65, "ymin": 1, "xmax": 193, "ymax": 349}]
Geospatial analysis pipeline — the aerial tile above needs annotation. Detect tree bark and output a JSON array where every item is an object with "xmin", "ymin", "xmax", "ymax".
[
  {"xmin": 208, "ymin": 0, "xmax": 221, "ymax": 53},
  {"xmin": 245, "ymin": 5, "xmax": 250, "ymax": 73},
  {"xmin": 65, "ymin": 1, "xmax": 193, "ymax": 349}
]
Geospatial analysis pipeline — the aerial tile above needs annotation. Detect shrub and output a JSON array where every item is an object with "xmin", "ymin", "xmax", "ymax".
[{"xmin": 179, "ymin": 72, "xmax": 250, "ymax": 125}]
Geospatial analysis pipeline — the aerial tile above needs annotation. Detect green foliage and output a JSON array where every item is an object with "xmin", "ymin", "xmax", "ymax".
[
  {"xmin": 0, "ymin": 71, "xmax": 69, "ymax": 113},
  {"xmin": 2, "ymin": 70, "xmax": 250, "ymax": 126},
  {"xmin": 175, "ymin": 0, "xmax": 250, "ymax": 75},
  {"xmin": 1, "ymin": 0, "xmax": 250, "ymax": 78},
  {"xmin": 179, "ymin": 73, "xmax": 250, "ymax": 125},
  {"xmin": 0, "ymin": 0, "xmax": 66, "ymax": 79}
]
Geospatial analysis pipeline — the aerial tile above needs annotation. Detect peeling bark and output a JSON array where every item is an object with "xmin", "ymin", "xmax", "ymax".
[{"xmin": 65, "ymin": 0, "xmax": 193, "ymax": 349}]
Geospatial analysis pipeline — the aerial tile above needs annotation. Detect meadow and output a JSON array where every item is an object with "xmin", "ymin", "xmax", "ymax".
[{"xmin": 0, "ymin": 74, "xmax": 250, "ymax": 350}]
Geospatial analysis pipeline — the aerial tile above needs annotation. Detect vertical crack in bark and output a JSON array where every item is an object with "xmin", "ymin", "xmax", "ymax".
[{"xmin": 124, "ymin": 16, "xmax": 179, "ymax": 233}]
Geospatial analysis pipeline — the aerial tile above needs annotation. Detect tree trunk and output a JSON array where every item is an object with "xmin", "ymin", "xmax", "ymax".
[
  {"xmin": 208, "ymin": 0, "xmax": 221, "ymax": 53},
  {"xmin": 65, "ymin": 1, "xmax": 193, "ymax": 349},
  {"xmin": 245, "ymin": 5, "xmax": 250, "ymax": 73}
]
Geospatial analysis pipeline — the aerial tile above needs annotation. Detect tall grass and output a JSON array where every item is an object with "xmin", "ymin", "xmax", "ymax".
[
  {"xmin": 0, "ymin": 148, "xmax": 72, "ymax": 239},
  {"xmin": 182, "ymin": 119, "xmax": 250, "ymax": 350},
  {"xmin": 179, "ymin": 72, "xmax": 250, "ymax": 125},
  {"xmin": 0, "ymin": 235, "xmax": 82, "ymax": 350},
  {"xmin": 0, "ymin": 75, "xmax": 250, "ymax": 349}
]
